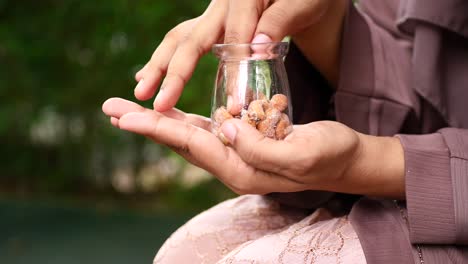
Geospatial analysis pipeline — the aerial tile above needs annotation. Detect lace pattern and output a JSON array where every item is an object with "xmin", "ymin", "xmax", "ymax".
[{"xmin": 154, "ymin": 195, "xmax": 366, "ymax": 264}]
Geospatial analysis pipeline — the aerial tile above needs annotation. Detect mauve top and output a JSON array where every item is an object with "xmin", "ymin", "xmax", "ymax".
[{"xmin": 282, "ymin": 0, "xmax": 468, "ymax": 263}]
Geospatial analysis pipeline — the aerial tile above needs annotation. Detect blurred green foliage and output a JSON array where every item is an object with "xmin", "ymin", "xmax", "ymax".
[{"xmin": 0, "ymin": 0, "xmax": 234, "ymax": 211}]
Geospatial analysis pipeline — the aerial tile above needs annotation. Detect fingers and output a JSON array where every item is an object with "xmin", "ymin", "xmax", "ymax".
[
  {"xmin": 103, "ymin": 100, "xmax": 302, "ymax": 194},
  {"xmin": 153, "ymin": 0, "xmax": 228, "ymax": 112},
  {"xmin": 102, "ymin": 97, "xmax": 147, "ymax": 118},
  {"xmin": 117, "ymin": 111, "xmax": 302, "ymax": 194},
  {"xmin": 162, "ymin": 108, "xmax": 212, "ymax": 131},
  {"xmin": 134, "ymin": 19, "xmax": 194, "ymax": 101},
  {"xmin": 255, "ymin": 0, "xmax": 328, "ymax": 41},
  {"xmin": 110, "ymin": 117, "xmax": 119, "ymax": 127},
  {"xmin": 224, "ymin": 0, "xmax": 261, "ymax": 44},
  {"xmin": 256, "ymin": 0, "xmax": 297, "ymax": 41},
  {"xmin": 116, "ymin": 112, "xmax": 240, "ymax": 187},
  {"xmin": 224, "ymin": 62, "xmax": 249, "ymax": 116},
  {"xmin": 221, "ymin": 0, "xmax": 265, "ymax": 115},
  {"xmin": 251, "ymin": 33, "xmax": 273, "ymax": 59},
  {"xmin": 220, "ymin": 118, "xmax": 295, "ymax": 174},
  {"xmin": 102, "ymin": 97, "xmax": 211, "ymax": 131}
]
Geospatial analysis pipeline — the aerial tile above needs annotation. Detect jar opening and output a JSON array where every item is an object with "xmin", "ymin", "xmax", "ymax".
[{"xmin": 212, "ymin": 42, "xmax": 289, "ymax": 61}]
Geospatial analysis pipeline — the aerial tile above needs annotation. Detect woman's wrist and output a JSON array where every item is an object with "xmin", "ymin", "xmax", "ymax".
[{"xmin": 340, "ymin": 133, "xmax": 406, "ymax": 199}]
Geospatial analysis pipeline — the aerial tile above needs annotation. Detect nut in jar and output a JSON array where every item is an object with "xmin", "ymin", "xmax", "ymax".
[
  {"xmin": 211, "ymin": 41, "xmax": 293, "ymax": 144},
  {"xmin": 213, "ymin": 93, "xmax": 293, "ymax": 142}
]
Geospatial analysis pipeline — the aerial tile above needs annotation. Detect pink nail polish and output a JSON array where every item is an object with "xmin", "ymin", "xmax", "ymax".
[{"xmin": 252, "ymin": 34, "xmax": 272, "ymax": 44}]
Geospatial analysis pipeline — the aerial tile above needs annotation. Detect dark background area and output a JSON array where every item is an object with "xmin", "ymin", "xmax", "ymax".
[{"xmin": 0, "ymin": 1, "xmax": 235, "ymax": 263}]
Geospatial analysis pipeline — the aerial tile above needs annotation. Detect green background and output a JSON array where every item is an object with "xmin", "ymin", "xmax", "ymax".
[{"xmin": 0, "ymin": 1, "xmax": 235, "ymax": 263}]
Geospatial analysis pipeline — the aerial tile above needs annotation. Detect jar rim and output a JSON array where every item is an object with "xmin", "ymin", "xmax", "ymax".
[
  {"xmin": 212, "ymin": 41, "xmax": 288, "ymax": 49},
  {"xmin": 212, "ymin": 41, "xmax": 289, "ymax": 60}
]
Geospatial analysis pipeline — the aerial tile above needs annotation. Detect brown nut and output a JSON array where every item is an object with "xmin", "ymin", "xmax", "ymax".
[
  {"xmin": 270, "ymin": 94, "xmax": 288, "ymax": 112},
  {"xmin": 275, "ymin": 114, "xmax": 292, "ymax": 140},
  {"xmin": 213, "ymin": 106, "xmax": 233, "ymax": 126},
  {"xmin": 240, "ymin": 110, "xmax": 257, "ymax": 128},
  {"xmin": 256, "ymin": 91, "xmax": 267, "ymax": 100},
  {"xmin": 257, "ymin": 120, "xmax": 275, "ymax": 139},
  {"xmin": 247, "ymin": 99, "xmax": 268, "ymax": 121},
  {"xmin": 265, "ymin": 107, "xmax": 282, "ymax": 121},
  {"xmin": 257, "ymin": 108, "xmax": 282, "ymax": 139}
]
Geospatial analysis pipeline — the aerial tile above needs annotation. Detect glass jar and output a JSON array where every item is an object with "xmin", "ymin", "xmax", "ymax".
[{"xmin": 211, "ymin": 42, "xmax": 293, "ymax": 142}]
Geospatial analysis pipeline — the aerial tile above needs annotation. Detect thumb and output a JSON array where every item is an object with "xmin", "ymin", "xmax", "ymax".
[
  {"xmin": 255, "ymin": 0, "xmax": 329, "ymax": 41},
  {"xmin": 220, "ymin": 119, "xmax": 292, "ymax": 172}
]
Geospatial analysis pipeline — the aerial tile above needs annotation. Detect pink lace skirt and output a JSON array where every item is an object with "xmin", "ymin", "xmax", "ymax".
[{"xmin": 155, "ymin": 195, "xmax": 366, "ymax": 263}]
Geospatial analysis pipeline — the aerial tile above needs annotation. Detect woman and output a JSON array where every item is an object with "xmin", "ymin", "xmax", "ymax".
[{"xmin": 102, "ymin": 0, "xmax": 468, "ymax": 263}]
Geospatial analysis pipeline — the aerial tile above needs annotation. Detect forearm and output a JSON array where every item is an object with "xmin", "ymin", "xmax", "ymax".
[
  {"xmin": 327, "ymin": 134, "xmax": 406, "ymax": 200},
  {"xmin": 292, "ymin": 0, "xmax": 348, "ymax": 87},
  {"xmin": 353, "ymin": 134, "xmax": 405, "ymax": 199}
]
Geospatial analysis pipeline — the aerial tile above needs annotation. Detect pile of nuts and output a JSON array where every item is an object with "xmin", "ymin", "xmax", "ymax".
[{"xmin": 213, "ymin": 93, "xmax": 293, "ymax": 143}]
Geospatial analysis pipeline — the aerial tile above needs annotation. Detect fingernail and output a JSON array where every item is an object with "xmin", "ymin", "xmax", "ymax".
[
  {"xmin": 227, "ymin": 95, "xmax": 233, "ymax": 111},
  {"xmin": 218, "ymin": 132, "xmax": 230, "ymax": 145},
  {"xmin": 252, "ymin": 33, "xmax": 272, "ymax": 44},
  {"xmin": 221, "ymin": 122, "xmax": 237, "ymax": 143},
  {"xmin": 154, "ymin": 88, "xmax": 164, "ymax": 107},
  {"xmin": 251, "ymin": 53, "xmax": 268, "ymax": 60},
  {"xmin": 110, "ymin": 117, "xmax": 119, "ymax": 128},
  {"xmin": 135, "ymin": 79, "xmax": 145, "ymax": 91}
]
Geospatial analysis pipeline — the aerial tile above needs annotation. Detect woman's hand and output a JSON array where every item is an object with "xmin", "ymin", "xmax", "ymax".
[
  {"xmin": 134, "ymin": 0, "xmax": 341, "ymax": 112},
  {"xmin": 102, "ymin": 98, "xmax": 405, "ymax": 199}
]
